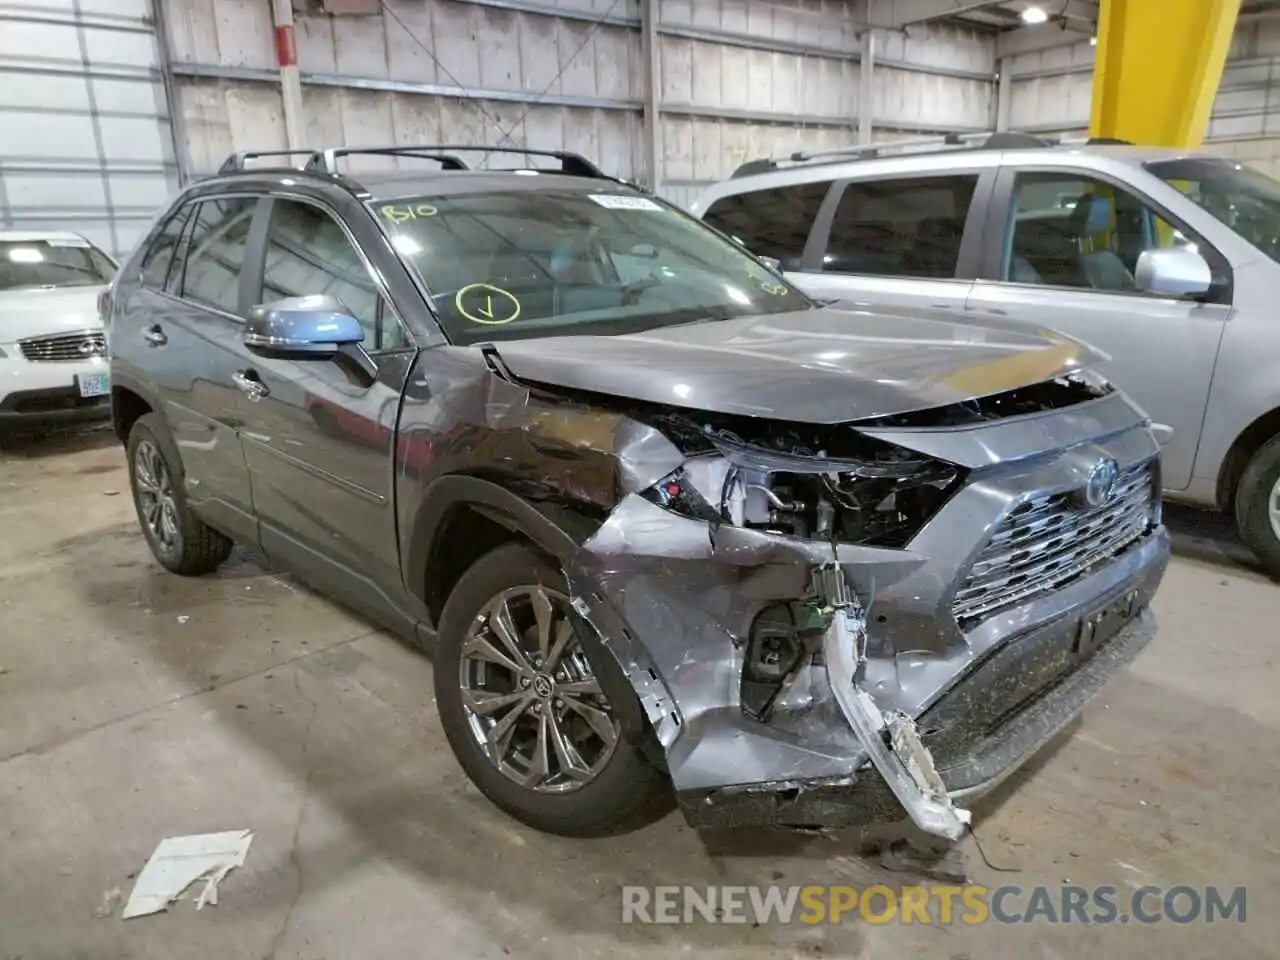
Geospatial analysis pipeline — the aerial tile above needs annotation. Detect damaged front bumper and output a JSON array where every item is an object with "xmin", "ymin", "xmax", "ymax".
[{"xmin": 565, "ymin": 396, "xmax": 1170, "ymax": 839}]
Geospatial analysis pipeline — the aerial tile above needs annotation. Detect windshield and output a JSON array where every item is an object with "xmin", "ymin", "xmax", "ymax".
[
  {"xmin": 370, "ymin": 188, "xmax": 812, "ymax": 343},
  {"xmin": 1146, "ymin": 157, "xmax": 1280, "ymax": 262},
  {"xmin": 0, "ymin": 238, "xmax": 116, "ymax": 292}
]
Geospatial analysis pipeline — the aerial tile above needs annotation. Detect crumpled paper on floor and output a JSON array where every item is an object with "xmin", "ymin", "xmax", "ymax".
[{"xmin": 122, "ymin": 830, "xmax": 253, "ymax": 919}]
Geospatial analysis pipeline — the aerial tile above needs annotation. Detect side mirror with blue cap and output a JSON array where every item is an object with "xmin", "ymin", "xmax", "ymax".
[
  {"xmin": 244, "ymin": 294, "xmax": 378, "ymax": 386},
  {"xmin": 244, "ymin": 295, "xmax": 365, "ymax": 359}
]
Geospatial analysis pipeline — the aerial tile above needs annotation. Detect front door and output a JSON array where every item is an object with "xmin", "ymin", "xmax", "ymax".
[
  {"xmin": 235, "ymin": 196, "xmax": 416, "ymax": 611},
  {"xmin": 966, "ymin": 167, "xmax": 1232, "ymax": 491}
]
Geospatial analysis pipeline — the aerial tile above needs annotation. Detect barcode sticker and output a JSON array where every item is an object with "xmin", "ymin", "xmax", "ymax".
[{"xmin": 588, "ymin": 194, "xmax": 663, "ymax": 211}]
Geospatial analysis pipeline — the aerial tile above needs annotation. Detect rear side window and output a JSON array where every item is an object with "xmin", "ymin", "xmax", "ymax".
[
  {"xmin": 823, "ymin": 175, "xmax": 979, "ymax": 279},
  {"xmin": 701, "ymin": 181, "xmax": 830, "ymax": 270},
  {"xmin": 177, "ymin": 197, "xmax": 256, "ymax": 314},
  {"xmin": 139, "ymin": 205, "xmax": 191, "ymax": 290}
]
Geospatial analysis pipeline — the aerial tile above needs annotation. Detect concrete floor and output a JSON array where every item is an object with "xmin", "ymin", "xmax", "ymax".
[{"xmin": 1, "ymin": 427, "xmax": 1277, "ymax": 960}]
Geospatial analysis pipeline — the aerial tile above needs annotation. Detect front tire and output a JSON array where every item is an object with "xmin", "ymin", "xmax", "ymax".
[
  {"xmin": 1234, "ymin": 434, "xmax": 1280, "ymax": 580},
  {"xmin": 126, "ymin": 414, "xmax": 233, "ymax": 576},
  {"xmin": 433, "ymin": 542, "xmax": 663, "ymax": 837}
]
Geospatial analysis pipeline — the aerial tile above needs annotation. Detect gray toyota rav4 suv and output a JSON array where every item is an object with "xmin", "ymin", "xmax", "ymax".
[{"xmin": 103, "ymin": 144, "xmax": 1169, "ymax": 840}]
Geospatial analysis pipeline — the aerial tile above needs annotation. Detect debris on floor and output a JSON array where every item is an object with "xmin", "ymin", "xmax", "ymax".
[{"xmin": 121, "ymin": 830, "xmax": 253, "ymax": 919}]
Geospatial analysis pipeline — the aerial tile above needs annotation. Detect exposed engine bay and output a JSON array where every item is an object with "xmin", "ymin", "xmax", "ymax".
[{"xmin": 495, "ymin": 340, "xmax": 1165, "ymax": 843}]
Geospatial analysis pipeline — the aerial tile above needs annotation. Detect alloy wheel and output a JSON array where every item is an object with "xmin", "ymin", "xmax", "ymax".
[
  {"xmin": 458, "ymin": 584, "xmax": 620, "ymax": 794},
  {"xmin": 134, "ymin": 439, "xmax": 181, "ymax": 558}
]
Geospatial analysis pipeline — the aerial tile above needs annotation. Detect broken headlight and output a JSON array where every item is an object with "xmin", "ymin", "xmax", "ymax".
[{"xmin": 641, "ymin": 441, "xmax": 963, "ymax": 549}]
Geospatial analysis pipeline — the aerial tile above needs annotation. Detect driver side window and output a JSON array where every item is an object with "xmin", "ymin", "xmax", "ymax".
[
  {"xmin": 1003, "ymin": 172, "xmax": 1228, "ymax": 295},
  {"xmin": 260, "ymin": 199, "xmax": 411, "ymax": 352}
]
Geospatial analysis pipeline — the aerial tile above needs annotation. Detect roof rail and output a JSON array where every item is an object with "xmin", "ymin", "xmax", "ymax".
[
  {"xmin": 217, "ymin": 149, "xmax": 319, "ymax": 174},
  {"xmin": 304, "ymin": 144, "xmax": 610, "ymax": 179},
  {"xmin": 728, "ymin": 130, "xmax": 1068, "ymax": 177}
]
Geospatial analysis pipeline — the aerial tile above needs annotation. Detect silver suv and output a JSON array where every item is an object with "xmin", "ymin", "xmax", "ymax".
[{"xmin": 693, "ymin": 132, "xmax": 1280, "ymax": 578}]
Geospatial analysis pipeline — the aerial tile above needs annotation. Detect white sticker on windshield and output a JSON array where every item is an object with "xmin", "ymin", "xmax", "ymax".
[
  {"xmin": 588, "ymin": 194, "xmax": 663, "ymax": 211},
  {"xmin": 47, "ymin": 238, "xmax": 90, "ymax": 247}
]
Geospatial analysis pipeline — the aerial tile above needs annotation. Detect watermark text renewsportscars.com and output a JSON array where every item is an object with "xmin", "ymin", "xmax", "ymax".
[{"xmin": 621, "ymin": 884, "xmax": 1247, "ymax": 926}]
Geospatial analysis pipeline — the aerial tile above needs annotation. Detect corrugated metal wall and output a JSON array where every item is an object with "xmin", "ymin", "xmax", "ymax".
[
  {"xmin": 164, "ymin": 0, "xmax": 998, "ymax": 208},
  {"xmin": 0, "ymin": 0, "xmax": 1003, "ymax": 253},
  {"xmin": 0, "ymin": 0, "xmax": 181, "ymax": 256},
  {"xmin": 1005, "ymin": 15, "xmax": 1280, "ymax": 175}
]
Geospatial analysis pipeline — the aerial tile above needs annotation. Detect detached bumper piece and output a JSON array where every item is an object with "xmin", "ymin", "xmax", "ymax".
[
  {"xmin": 678, "ymin": 573, "xmax": 1160, "ymax": 834},
  {"xmin": 815, "ymin": 564, "xmax": 971, "ymax": 841}
]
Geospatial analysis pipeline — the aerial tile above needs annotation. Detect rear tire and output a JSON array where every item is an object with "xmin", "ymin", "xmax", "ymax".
[
  {"xmin": 433, "ymin": 542, "xmax": 663, "ymax": 837},
  {"xmin": 126, "ymin": 414, "xmax": 233, "ymax": 576},
  {"xmin": 1234, "ymin": 434, "xmax": 1280, "ymax": 581}
]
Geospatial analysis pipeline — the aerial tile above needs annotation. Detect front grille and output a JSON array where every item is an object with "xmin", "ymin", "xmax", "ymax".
[
  {"xmin": 952, "ymin": 460, "xmax": 1156, "ymax": 624},
  {"xmin": 18, "ymin": 330, "xmax": 106, "ymax": 363}
]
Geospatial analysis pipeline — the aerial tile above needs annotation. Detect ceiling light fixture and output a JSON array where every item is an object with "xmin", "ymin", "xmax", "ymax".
[{"xmin": 1020, "ymin": 6, "xmax": 1049, "ymax": 24}]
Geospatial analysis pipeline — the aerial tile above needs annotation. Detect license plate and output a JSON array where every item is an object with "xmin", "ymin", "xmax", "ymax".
[
  {"xmin": 1074, "ymin": 589, "xmax": 1140, "ymax": 659},
  {"xmin": 75, "ymin": 372, "xmax": 110, "ymax": 398}
]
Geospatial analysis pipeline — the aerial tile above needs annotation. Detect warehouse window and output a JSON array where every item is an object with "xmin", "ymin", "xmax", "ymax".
[
  {"xmin": 179, "ymin": 198, "xmax": 256, "ymax": 314},
  {"xmin": 822, "ymin": 175, "xmax": 978, "ymax": 279},
  {"xmin": 701, "ymin": 181, "xmax": 831, "ymax": 269},
  {"xmin": 260, "ymin": 199, "xmax": 409, "ymax": 352}
]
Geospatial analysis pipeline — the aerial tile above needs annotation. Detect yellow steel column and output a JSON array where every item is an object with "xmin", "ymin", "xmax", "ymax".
[{"xmin": 1089, "ymin": 0, "xmax": 1242, "ymax": 147}]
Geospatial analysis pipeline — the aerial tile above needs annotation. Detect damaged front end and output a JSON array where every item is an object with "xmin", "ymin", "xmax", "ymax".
[{"xmin": 562, "ymin": 379, "xmax": 1169, "ymax": 839}]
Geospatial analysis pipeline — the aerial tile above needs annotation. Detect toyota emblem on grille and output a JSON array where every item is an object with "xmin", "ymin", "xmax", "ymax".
[{"xmin": 1079, "ymin": 457, "xmax": 1120, "ymax": 508}]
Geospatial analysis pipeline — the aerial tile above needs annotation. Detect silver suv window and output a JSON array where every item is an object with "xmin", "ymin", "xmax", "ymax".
[
  {"xmin": 823, "ymin": 175, "xmax": 978, "ymax": 278},
  {"xmin": 1002, "ymin": 170, "xmax": 1229, "ymax": 295},
  {"xmin": 701, "ymin": 181, "xmax": 830, "ymax": 269},
  {"xmin": 1146, "ymin": 156, "xmax": 1280, "ymax": 264}
]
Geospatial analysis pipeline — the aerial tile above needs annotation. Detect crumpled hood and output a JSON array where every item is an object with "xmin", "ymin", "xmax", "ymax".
[
  {"xmin": 0, "ymin": 286, "xmax": 105, "ymax": 343},
  {"xmin": 490, "ymin": 304, "xmax": 1106, "ymax": 423}
]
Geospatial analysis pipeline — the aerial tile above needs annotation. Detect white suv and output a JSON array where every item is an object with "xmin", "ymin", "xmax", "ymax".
[{"xmin": 0, "ymin": 231, "xmax": 116, "ymax": 435}]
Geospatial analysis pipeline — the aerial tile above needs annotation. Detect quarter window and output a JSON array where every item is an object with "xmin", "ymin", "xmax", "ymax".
[
  {"xmin": 701, "ymin": 181, "xmax": 830, "ymax": 269},
  {"xmin": 822, "ymin": 175, "xmax": 979, "ymax": 279},
  {"xmin": 139, "ymin": 205, "xmax": 191, "ymax": 290},
  {"xmin": 260, "ymin": 199, "xmax": 410, "ymax": 352},
  {"xmin": 178, "ymin": 198, "xmax": 256, "ymax": 313},
  {"xmin": 1003, "ymin": 171, "xmax": 1230, "ymax": 295}
]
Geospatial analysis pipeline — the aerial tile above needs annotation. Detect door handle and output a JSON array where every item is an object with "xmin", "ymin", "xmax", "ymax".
[
  {"xmin": 142, "ymin": 324, "xmax": 167, "ymax": 346},
  {"xmin": 232, "ymin": 370, "xmax": 269, "ymax": 402}
]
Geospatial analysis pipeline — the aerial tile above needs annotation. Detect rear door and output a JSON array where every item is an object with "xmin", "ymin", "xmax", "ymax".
[
  {"xmin": 964, "ymin": 166, "xmax": 1232, "ymax": 491},
  {"xmin": 236, "ymin": 194, "xmax": 415, "ymax": 610},
  {"xmin": 797, "ymin": 171, "xmax": 992, "ymax": 312},
  {"xmin": 115, "ymin": 193, "xmax": 266, "ymax": 542}
]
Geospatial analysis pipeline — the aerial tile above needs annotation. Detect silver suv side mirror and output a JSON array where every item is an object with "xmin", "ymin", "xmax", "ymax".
[
  {"xmin": 1135, "ymin": 247, "xmax": 1213, "ymax": 298},
  {"xmin": 758, "ymin": 255, "xmax": 783, "ymax": 274}
]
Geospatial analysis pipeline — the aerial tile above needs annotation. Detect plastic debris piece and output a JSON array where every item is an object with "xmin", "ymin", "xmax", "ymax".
[{"xmin": 121, "ymin": 830, "xmax": 253, "ymax": 919}]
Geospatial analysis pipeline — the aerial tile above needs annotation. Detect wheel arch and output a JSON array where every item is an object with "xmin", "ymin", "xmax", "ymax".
[
  {"xmin": 1216, "ymin": 406, "xmax": 1280, "ymax": 510},
  {"xmin": 406, "ymin": 474, "xmax": 599, "ymax": 630}
]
